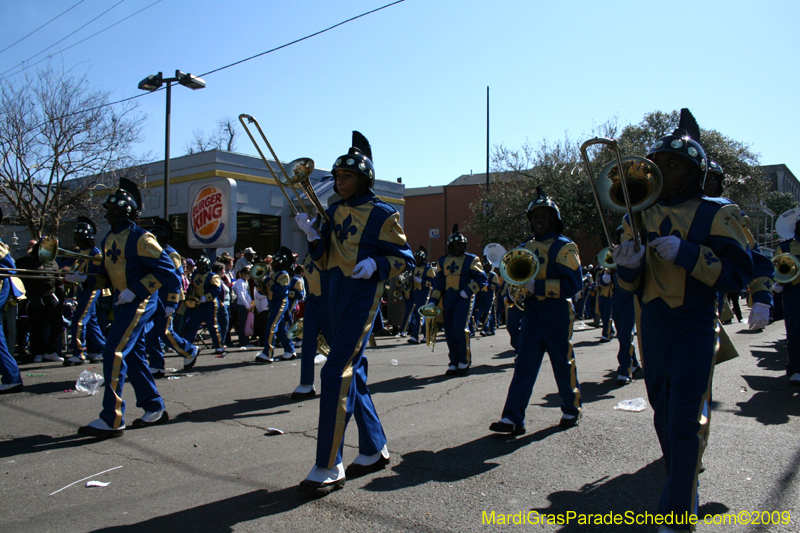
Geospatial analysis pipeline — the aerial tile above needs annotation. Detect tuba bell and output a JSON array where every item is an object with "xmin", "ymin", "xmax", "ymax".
[
  {"xmin": 250, "ymin": 261, "xmax": 270, "ymax": 281},
  {"xmin": 773, "ymin": 253, "xmax": 800, "ymax": 284}
]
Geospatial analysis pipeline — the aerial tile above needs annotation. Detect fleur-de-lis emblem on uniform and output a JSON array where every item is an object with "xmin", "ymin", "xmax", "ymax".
[
  {"xmin": 306, "ymin": 261, "xmax": 314, "ymax": 274},
  {"xmin": 764, "ymin": 279, "xmax": 773, "ymax": 290},
  {"xmin": 446, "ymin": 261, "xmax": 460, "ymax": 274},
  {"xmin": 334, "ymin": 214, "xmax": 358, "ymax": 244},
  {"xmin": 547, "ymin": 289, "xmax": 556, "ymax": 297},
  {"xmin": 703, "ymin": 251, "xmax": 719, "ymax": 266},
  {"xmin": 393, "ymin": 260, "xmax": 403, "ymax": 271},
  {"xmin": 648, "ymin": 216, "xmax": 682, "ymax": 243},
  {"xmin": 148, "ymin": 281, "xmax": 156, "ymax": 288},
  {"xmin": 106, "ymin": 241, "xmax": 122, "ymax": 264}
]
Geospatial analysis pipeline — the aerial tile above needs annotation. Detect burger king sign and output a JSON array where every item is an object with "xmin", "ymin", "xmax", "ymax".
[{"xmin": 187, "ymin": 178, "xmax": 237, "ymax": 248}]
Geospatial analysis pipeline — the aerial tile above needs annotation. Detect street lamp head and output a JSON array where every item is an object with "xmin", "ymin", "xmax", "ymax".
[
  {"xmin": 138, "ymin": 72, "xmax": 163, "ymax": 92},
  {"xmin": 176, "ymin": 70, "xmax": 205, "ymax": 90}
]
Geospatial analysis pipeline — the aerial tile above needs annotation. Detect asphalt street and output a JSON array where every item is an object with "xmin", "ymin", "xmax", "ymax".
[{"xmin": 0, "ymin": 317, "xmax": 798, "ymax": 533}]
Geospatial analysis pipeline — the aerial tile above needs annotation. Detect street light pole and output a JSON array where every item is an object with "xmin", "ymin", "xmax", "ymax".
[{"xmin": 138, "ymin": 70, "xmax": 206, "ymax": 220}]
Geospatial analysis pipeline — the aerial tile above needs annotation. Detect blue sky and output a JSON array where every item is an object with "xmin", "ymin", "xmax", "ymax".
[{"xmin": 1, "ymin": 0, "xmax": 798, "ymax": 190}]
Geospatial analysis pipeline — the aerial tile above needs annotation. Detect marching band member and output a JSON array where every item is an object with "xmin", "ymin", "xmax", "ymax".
[
  {"xmin": 0, "ymin": 208, "xmax": 24, "ymax": 394},
  {"xmin": 183, "ymin": 256, "xmax": 226, "ymax": 358},
  {"xmin": 291, "ymin": 255, "xmax": 324, "ymax": 400},
  {"xmin": 428, "ymin": 225, "xmax": 487, "ymax": 376},
  {"xmin": 703, "ymin": 161, "xmax": 774, "ymax": 331},
  {"xmin": 774, "ymin": 212, "xmax": 800, "ymax": 385},
  {"xmin": 254, "ymin": 247, "xmax": 296, "ymax": 363},
  {"xmin": 611, "ymin": 227, "xmax": 641, "ymax": 385},
  {"xmin": 143, "ymin": 218, "xmax": 198, "ymax": 375},
  {"xmin": 408, "ymin": 246, "xmax": 436, "ymax": 344},
  {"xmin": 77, "ymin": 179, "xmax": 181, "ymax": 438},
  {"xmin": 612, "ymin": 110, "xmax": 753, "ymax": 530},
  {"xmin": 596, "ymin": 265, "xmax": 614, "ymax": 341},
  {"xmin": 294, "ymin": 131, "xmax": 414, "ymax": 494},
  {"xmin": 64, "ymin": 217, "xmax": 105, "ymax": 366},
  {"xmin": 479, "ymin": 257, "xmax": 500, "ymax": 336},
  {"xmin": 490, "ymin": 187, "xmax": 583, "ymax": 434},
  {"xmin": 287, "ymin": 262, "xmax": 305, "ymax": 330}
]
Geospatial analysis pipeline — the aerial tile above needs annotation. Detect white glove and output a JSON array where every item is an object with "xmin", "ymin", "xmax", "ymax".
[
  {"xmin": 460, "ymin": 289, "xmax": 470, "ymax": 299},
  {"xmin": 772, "ymin": 282, "xmax": 783, "ymax": 294},
  {"xmin": 295, "ymin": 213, "xmax": 320, "ymax": 242},
  {"xmin": 65, "ymin": 272, "xmax": 87, "ymax": 284},
  {"xmin": 413, "ymin": 276, "xmax": 423, "ymax": 283},
  {"xmin": 602, "ymin": 273, "xmax": 611, "ymax": 284},
  {"xmin": 649, "ymin": 236, "xmax": 681, "ymax": 263},
  {"xmin": 747, "ymin": 302, "xmax": 770, "ymax": 330},
  {"xmin": 352, "ymin": 257, "xmax": 377, "ymax": 279},
  {"xmin": 115, "ymin": 288, "xmax": 135, "ymax": 306},
  {"xmin": 612, "ymin": 240, "xmax": 645, "ymax": 269},
  {"xmin": 165, "ymin": 306, "xmax": 176, "ymax": 317},
  {"xmin": 200, "ymin": 295, "xmax": 207, "ymax": 304}
]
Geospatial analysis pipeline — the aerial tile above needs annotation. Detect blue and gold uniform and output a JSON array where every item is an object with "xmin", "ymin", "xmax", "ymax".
[
  {"xmin": 409, "ymin": 261, "xmax": 436, "ymax": 342},
  {"xmin": 294, "ymin": 254, "xmax": 325, "ymax": 394},
  {"xmin": 310, "ymin": 191, "xmax": 414, "ymax": 470},
  {"xmin": 257, "ymin": 268, "xmax": 295, "ymax": 361},
  {"xmin": 68, "ymin": 246, "xmax": 105, "ymax": 362},
  {"xmin": 0, "ymin": 238, "xmax": 23, "ymax": 393},
  {"xmin": 617, "ymin": 195, "xmax": 752, "ymax": 522},
  {"xmin": 596, "ymin": 268, "xmax": 614, "ymax": 340},
  {"xmin": 84, "ymin": 222, "xmax": 182, "ymax": 429},
  {"xmin": 498, "ymin": 231, "xmax": 582, "ymax": 428},
  {"xmin": 611, "ymin": 269, "xmax": 640, "ymax": 382},
  {"xmin": 503, "ymin": 283, "xmax": 522, "ymax": 355},
  {"xmin": 183, "ymin": 268, "xmax": 223, "ymax": 350},
  {"xmin": 480, "ymin": 268, "xmax": 500, "ymax": 335},
  {"xmin": 145, "ymin": 245, "xmax": 196, "ymax": 371},
  {"xmin": 777, "ymin": 236, "xmax": 800, "ymax": 378},
  {"xmin": 287, "ymin": 272, "xmax": 305, "ymax": 325},
  {"xmin": 429, "ymin": 251, "xmax": 487, "ymax": 372}
]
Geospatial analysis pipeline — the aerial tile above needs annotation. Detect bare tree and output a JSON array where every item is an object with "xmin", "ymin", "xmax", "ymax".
[
  {"xmin": 0, "ymin": 66, "xmax": 146, "ymax": 238},
  {"xmin": 185, "ymin": 116, "xmax": 238, "ymax": 154}
]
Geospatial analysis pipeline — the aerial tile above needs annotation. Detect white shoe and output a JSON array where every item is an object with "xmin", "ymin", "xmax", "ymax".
[
  {"xmin": 790, "ymin": 373, "xmax": 800, "ymax": 386},
  {"xmin": 351, "ymin": 444, "xmax": 389, "ymax": 467},
  {"xmin": 255, "ymin": 352, "xmax": 275, "ymax": 364},
  {"xmin": 87, "ymin": 352, "xmax": 104, "ymax": 362},
  {"xmin": 33, "ymin": 354, "xmax": 43, "ymax": 363},
  {"xmin": 43, "ymin": 353, "xmax": 64, "ymax": 362},
  {"xmin": 304, "ymin": 463, "xmax": 345, "ymax": 484},
  {"xmin": 184, "ymin": 345, "xmax": 199, "ymax": 370}
]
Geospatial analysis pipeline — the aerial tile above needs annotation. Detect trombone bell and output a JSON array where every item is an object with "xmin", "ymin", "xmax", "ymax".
[
  {"xmin": 417, "ymin": 304, "xmax": 442, "ymax": 351},
  {"xmin": 596, "ymin": 247, "xmax": 615, "ymax": 270},
  {"xmin": 500, "ymin": 248, "xmax": 539, "ymax": 286},
  {"xmin": 250, "ymin": 262, "xmax": 270, "ymax": 281},
  {"xmin": 773, "ymin": 253, "xmax": 800, "ymax": 284},
  {"xmin": 597, "ymin": 157, "xmax": 663, "ymax": 214},
  {"xmin": 38, "ymin": 236, "xmax": 99, "ymax": 264}
]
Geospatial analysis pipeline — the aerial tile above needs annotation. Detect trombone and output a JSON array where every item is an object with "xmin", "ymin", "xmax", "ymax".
[
  {"xmin": 417, "ymin": 304, "xmax": 442, "ymax": 351},
  {"xmin": 579, "ymin": 138, "xmax": 663, "ymax": 267},
  {"xmin": 0, "ymin": 236, "xmax": 101, "ymax": 279},
  {"xmin": 238, "ymin": 114, "xmax": 329, "ymax": 223}
]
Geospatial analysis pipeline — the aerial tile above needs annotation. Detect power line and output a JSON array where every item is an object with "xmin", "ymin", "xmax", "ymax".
[
  {"xmin": 0, "ymin": 0, "xmax": 87, "ymax": 56},
  {"xmin": 22, "ymin": 0, "xmax": 406, "ymax": 134},
  {"xmin": 0, "ymin": 0, "xmax": 126, "ymax": 80},
  {"xmin": 0, "ymin": 0, "xmax": 164, "ymax": 82},
  {"xmin": 200, "ymin": 0, "xmax": 406, "ymax": 77}
]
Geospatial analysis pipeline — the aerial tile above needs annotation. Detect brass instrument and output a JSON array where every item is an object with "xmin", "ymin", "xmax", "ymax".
[
  {"xmin": 184, "ymin": 296, "xmax": 201, "ymax": 308},
  {"xmin": 393, "ymin": 270, "xmax": 412, "ymax": 298},
  {"xmin": 238, "ymin": 114, "xmax": 329, "ymax": 223},
  {"xmin": 38, "ymin": 236, "xmax": 100, "ymax": 264},
  {"xmin": 579, "ymin": 138, "xmax": 663, "ymax": 268},
  {"xmin": 287, "ymin": 317, "xmax": 330, "ymax": 356},
  {"xmin": 417, "ymin": 303, "xmax": 443, "ymax": 351},
  {"xmin": 773, "ymin": 253, "xmax": 800, "ymax": 284},
  {"xmin": 498, "ymin": 248, "xmax": 540, "ymax": 310},
  {"xmin": 250, "ymin": 261, "xmax": 270, "ymax": 281}
]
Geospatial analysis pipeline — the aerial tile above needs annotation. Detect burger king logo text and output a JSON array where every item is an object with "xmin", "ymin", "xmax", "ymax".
[{"xmin": 191, "ymin": 186, "xmax": 226, "ymax": 244}]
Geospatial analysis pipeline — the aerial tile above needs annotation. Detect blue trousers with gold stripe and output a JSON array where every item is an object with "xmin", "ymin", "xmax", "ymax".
[
  {"xmin": 480, "ymin": 293, "xmax": 496, "ymax": 333},
  {"xmin": 641, "ymin": 311, "xmax": 716, "ymax": 520},
  {"xmin": 69, "ymin": 289, "xmax": 105, "ymax": 358},
  {"xmin": 598, "ymin": 294, "xmax": 613, "ymax": 338},
  {"xmin": 99, "ymin": 296, "xmax": 164, "ymax": 429},
  {"xmin": 409, "ymin": 289, "xmax": 428, "ymax": 340},
  {"xmin": 402, "ymin": 297, "xmax": 414, "ymax": 335},
  {"xmin": 611, "ymin": 290, "xmax": 639, "ymax": 377},
  {"xmin": 443, "ymin": 296, "xmax": 475, "ymax": 367},
  {"xmin": 183, "ymin": 303, "xmax": 222, "ymax": 349},
  {"xmin": 316, "ymin": 274, "xmax": 385, "ymax": 469},
  {"xmin": 299, "ymin": 295, "xmax": 323, "ymax": 386},
  {"xmin": 0, "ymin": 282, "xmax": 21, "ymax": 386},
  {"xmin": 501, "ymin": 298, "xmax": 580, "ymax": 425},
  {"xmin": 265, "ymin": 300, "xmax": 294, "ymax": 357},
  {"xmin": 506, "ymin": 304, "xmax": 522, "ymax": 354},
  {"xmin": 145, "ymin": 299, "xmax": 195, "ymax": 371}
]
